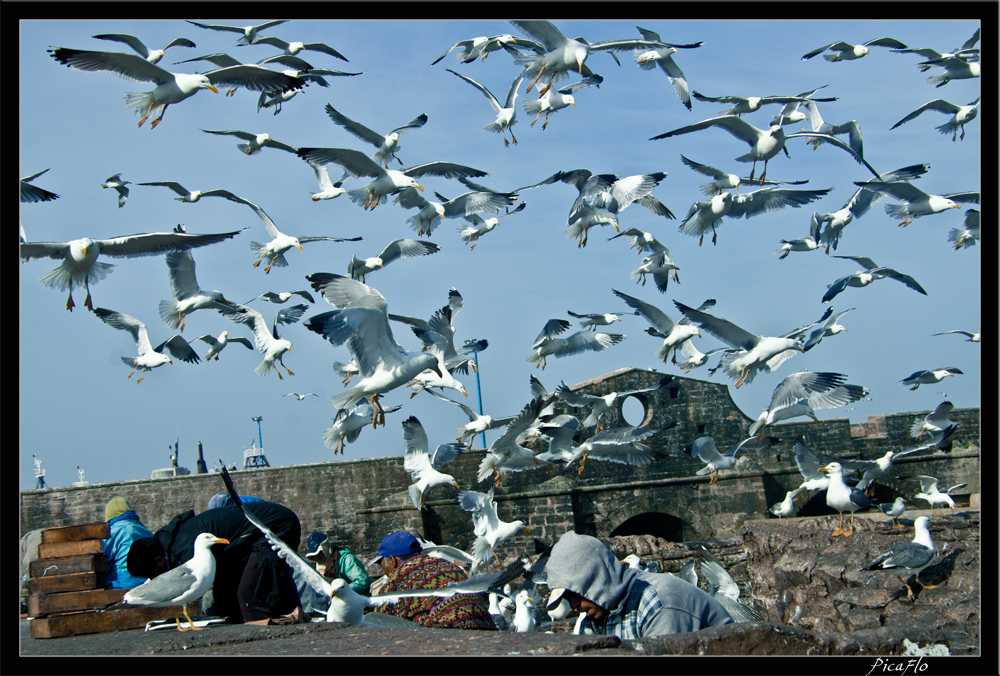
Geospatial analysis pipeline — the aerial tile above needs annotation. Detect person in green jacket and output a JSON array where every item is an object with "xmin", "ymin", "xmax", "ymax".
[{"xmin": 305, "ymin": 532, "xmax": 372, "ymax": 596}]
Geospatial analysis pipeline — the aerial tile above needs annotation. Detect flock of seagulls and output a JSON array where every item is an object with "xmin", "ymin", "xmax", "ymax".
[{"xmin": 21, "ymin": 19, "xmax": 977, "ymax": 526}]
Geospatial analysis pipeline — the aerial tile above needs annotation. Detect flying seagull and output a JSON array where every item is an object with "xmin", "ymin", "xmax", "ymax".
[
  {"xmin": 217, "ymin": 303, "xmax": 294, "ymax": 380},
  {"xmin": 614, "ymin": 290, "xmax": 700, "ymax": 364},
  {"xmin": 323, "ymin": 400, "xmax": 402, "ymax": 454},
  {"xmin": 185, "ymin": 19, "xmax": 288, "ymax": 46},
  {"xmin": 853, "ymin": 181, "xmax": 977, "ymax": 227},
  {"xmin": 525, "ymin": 319, "xmax": 625, "ymax": 369},
  {"xmin": 194, "ymin": 331, "xmax": 253, "ymax": 362},
  {"xmin": 932, "ymin": 329, "xmax": 979, "ymax": 343},
  {"xmin": 683, "ymin": 436, "xmax": 781, "ymax": 485},
  {"xmin": 304, "ymin": 273, "xmax": 442, "ymax": 428},
  {"xmin": 201, "ymin": 129, "xmax": 298, "ymax": 155},
  {"xmin": 822, "ymin": 255, "xmax": 927, "ymax": 303},
  {"xmin": 20, "ymin": 228, "xmax": 243, "ymax": 311},
  {"xmin": 747, "ymin": 371, "xmax": 868, "ymax": 442},
  {"xmin": 801, "ymin": 37, "xmax": 908, "ymax": 61},
  {"xmin": 100, "ymin": 173, "xmax": 131, "ymax": 208},
  {"xmin": 92, "ymin": 33, "xmax": 196, "ymax": 64},
  {"xmin": 891, "ymin": 97, "xmax": 980, "ymax": 142},
  {"xmin": 93, "ymin": 308, "xmax": 201, "ymax": 383},
  {"xmin": 901, "ymin": 368, "xmax": 963, "ymax": 391},
  {"xmin": 554, "ymin": 376, "xmax": 671, "ymax": 432},
  {"xmin": 158, "ymin": 250, "xmax": 233, "ymax": 332},
  {"xmin": 323, "ymin": 104, "xmax": 427, "ymax": 168},
  {"xmin": 447, "ymin": 70, "xmax": 523, "ymax": 147},
  {"xmin": 347, "ymin": 238, "xmax": 440, "ymax": 283},
  {"xmin": 632, "ymin": 26, "xmax": 703, "ymax": 110},
  {"xmin": 402, "ymin": 416, "xmax": 462, "ymax": 509},
  {"xmin": 48, "ymin": 47, "xmax": 303, "ymax": 129},
  {"xmin": 651, "ymin": 115, "xmax": 879, "ymax": 184},
  {"xmin": 20, "ymin": 168, "xmax": 60, "ymax": 203}
]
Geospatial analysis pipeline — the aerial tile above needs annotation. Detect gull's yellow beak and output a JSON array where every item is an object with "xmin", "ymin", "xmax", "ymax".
[
  {"xmin": 211, "ymin": 537, "xmax": 230, "ymax": 545},
  {"xmin": 207, "ymin": 85, "xmax": 219, "ymax": 94}
]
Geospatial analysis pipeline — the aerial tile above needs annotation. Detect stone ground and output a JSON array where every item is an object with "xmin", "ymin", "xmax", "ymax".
[{"xmin": 20, "ymin": 509, "xmax": 981, "ymax": 660}]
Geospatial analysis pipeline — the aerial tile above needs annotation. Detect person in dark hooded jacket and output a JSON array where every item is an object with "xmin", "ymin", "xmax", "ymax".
[{"xmin": 545, "ymin": 531, "xmax": 732, "ymax": 638}]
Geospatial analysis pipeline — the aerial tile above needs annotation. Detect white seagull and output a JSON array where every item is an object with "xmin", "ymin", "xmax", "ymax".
[
  {"xmin": 185, "ymin": 19, "xmax": 288, "ymax": 46},
  {"xmin": 802, "ymin": 307, "xmax": 854, "ymax": 352},
  {"xmin": 747, "ymin": 371, "xmax": 868, "ymax": 442},
  {"xmin": 389, "ymin": 288, "xmax": 478, "ymax": 376},
  {"xmin": 692, "ymin": 90, "xmax": 836, "ymax": 117},
  {"xmin": 194, "ymin": 331, "xmax": 253, "ymax": 361},
  {"xmin": 158, "ymin": 250, "xmax": 233, "ymax": 332},
  {"xmin": 116, "ymin": 532, "xmax": 228, "ymax": 630},
  {"xmin": 679, "ymin": 155, "xmax": 741, "ymax": 196},
  {"xmin": 304, "ymin": 273, "xmax": 441, "ymax": 428},
  {"xmin": 797, "ymin": 100, "xmax": 864, "ymax": 157},
  {"xmin": 818, "ymin": 462, "xmax": 871, "ymax": 536},
  {"xmin": 567, "ymin": 310, "xmax": 628, "ymax": 331},
  {"xmin": 554, "ymin": 376, "xmax": 671, "ymax": 432},
  {"xmin": 284, "ymin": 392, "xmax": 318, "ymax": 401},
  {"xmin": 448, "ymin": 70, "xmax": 523, "ymax": 147},
  {"xmin": 458, "ymin": 487, "xmax": 529, "ymax": 568},
  {"xmin": 421, "ymin": 388, "xmax": 517, "ymax": 450},
  {"xmin": 683, "ymin": 436, "xmax": 781, "ymax": 485},
  {"xmin": 430, "ymin": 34, "xmax": 520, "ymax": 65},
  {"xmin": 815, "ymin": 163, "xmax": 930, "ymax": 253},
  {"xmin": 230, "ymin": 196, "xmax": 361, "ymax": 273},
  {"xmin": 525, "ymin": 319, "xmax": 625, "ymax": 370},
  {"xmin": 246, "ymin": 289, "xmax": 315, "ymax": 305},
  {"xmin": 948, "ymin": 209, "xmax": 980, "ymax": 250},
  {"xmin": 878, "ymin": 497, "xmax": 907, "ymax": 529},
  {"xmin": 394, "ymin": 184, "xmax": 517, "ymax": 237},
  {"xmin": 48, "ymin": 47, "xmax": 303, "ymax": 129},
  {"xmin": 509, "ymin": 20, "xmax": 665, "ymax": 94},
  {"xmin": 775, "ymin": 212, "xmax": 826, "ymax": 259},
  {"xmin": 100, "ymin": 173, "xmax": 131, "ymax": 208},
  {"xmin": 632, "ymin": 26, "xmax": 703, "ymax": 110},
  {"xmin": 201, "ymin": 129, "xmax": 298, "ymax": 156},
  {"xmin": 932, "ymin": 329, "xmax": 979, "ymax": 343},
  {"xmin": 910, "ymin": 401, "xmax": 957, "ymax": 438},
  {"xmin": 456, "ymin": 203, "xmax": 527, "ymax": 250},
  {"xmin": 249, "ymin": 35, "xmax": 349, "ymax": 62},
  {"xmin": 523, "ymin": 75, "xmax": 602, "ymax": 131},
  {"xmin": 801, "ymin": 37, "xmax": 907, "ymax": 61},
  {"xmin": 92, "ymin": 33, "xmax": 196, "ymax": 64},
  {"xmin": 854, "ymin": 181, "xmax": 977, "ymax": 227},
  {"xmin": 822, "ymin": 255, "xmax": 927, "ymax": 303},
  {"xmin": 862, "ymin": 516, "xmax": 936, "ymax": 601},
  {"xmin": 323, "ymin": 400, "xmax": 402, "ymax": 454},
  {"xmin": 673, "ymin": 300, "xmax": 805, "ymax": 388},
  {"xmin": 407, "ymin": 328, "xmax": 467, "ymax": 399},
  {"xmin": 903, "ymin": 476, "xmax": 967, "ymax": 515},
  {"xmin": 218, "ymin": 303, "xmax": 294, "ymax": 380},
  {"xmin": 651, "ymin": 115, "xmax": 879, "ymax": 184},
  {"xmin": 769, "ymin": 489, "xmax": 801, "ymax": 521},
  {"xmin": 20, "ymin": 228, "xmax": 243, "ymax": 311},
  {"xmin": 20, "ymin": 168, "xmax": 60, "ymax": 203},
  {"xmin": 678, "ymin": 184, "xmax": 831, "ymax": 246},
  {"xmin": 347, "ymin": 238, "xmax": 440, "ymax": 283},
  {"xmin": 538, "ymin": 423, "xmax": 669, "ymax": 476},
  {"xmin": 923, "ymin": 56, "xmax": 980, "ymax": 87},
  {"xmin": 614, "ymin": 290, "xmax": 700, "ymax": 364},
  {"xmin": 891, "ymin": 97, "xmax": 980, "ymax": 142},
  {"xmin": 93, "ymin": 307, "xmax": 201, "ymax": 383},
  {"xmin": 323, "ymin": 104, "xmax": 427, "ymax": 168},
  {"xmin": 477, "ymin": 397, "xmax": 548, "ymax": 485},
  {"xmin": 901, "ymin": 368, "xmax": 963, "ymax": 391},
  {"xmin": 402, "ymin": 416, "xmax": 462, "ymax": 509},
  {"xmin": 296, "ymin": 147, "xmax": 486, "ymax": 212},
  {"xmin": 892, "ymin": 29, "xmax": 980, "ymax": 71}
]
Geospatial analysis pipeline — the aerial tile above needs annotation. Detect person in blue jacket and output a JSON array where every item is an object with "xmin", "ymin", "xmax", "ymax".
[{"xmin": 102, "ymin": 496, "xmax": 153, "ymax": 589}]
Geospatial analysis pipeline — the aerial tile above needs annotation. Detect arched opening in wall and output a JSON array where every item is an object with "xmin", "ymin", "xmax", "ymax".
[
  {"xmin": 610, "ymin": 512, "xmax": 685, "ymax": 542},
  {"xmin": 621, "ymin": 395, "xmax": 647, "ymax": 426}
]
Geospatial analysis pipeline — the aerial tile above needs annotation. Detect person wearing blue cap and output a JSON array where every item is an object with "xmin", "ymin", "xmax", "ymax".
[{"xmin": 369, "ymin": 531, "xmax": 495, "ymax": 630}]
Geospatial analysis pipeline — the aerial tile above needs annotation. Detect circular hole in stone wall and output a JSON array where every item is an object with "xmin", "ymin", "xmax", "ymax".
[{"xmin": 621, "ymin": 395, "xmax": 647, "ymax": 426}]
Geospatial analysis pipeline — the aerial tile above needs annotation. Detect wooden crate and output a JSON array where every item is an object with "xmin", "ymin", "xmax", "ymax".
[
  {"xmin": 30, "ymin": 553, "xmax": 107, "ymax": 578},
  {"xmin": 29, "ymin": 603, "xmax": 201, "ymax": 639},
  {"xmin": 40, "ymin": 522, "xmax": 110, "ymax": 544},
  {"xmin": 28, "ymin": 588, "xmax": 126, "ymax": 617}
]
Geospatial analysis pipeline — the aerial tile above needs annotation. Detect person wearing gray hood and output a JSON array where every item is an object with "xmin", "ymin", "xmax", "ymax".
[{"xmin": 545, "ymin": 531, "xmax": 733, "ymax": 638}]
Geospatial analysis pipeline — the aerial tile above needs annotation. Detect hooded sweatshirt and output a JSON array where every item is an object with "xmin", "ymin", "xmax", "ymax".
[{"xmin": 545, "ymin": 531, "xmax": 733, "ymax": 639}]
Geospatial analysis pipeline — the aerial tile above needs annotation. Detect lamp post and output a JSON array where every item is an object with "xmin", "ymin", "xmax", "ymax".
[
  {"xmin": 461, "ymin": 339, "xmax": 489, "ymax": 449},
  {"xmin": 252, "ymin": 416, "xmax": 263, "ymax": 450}
]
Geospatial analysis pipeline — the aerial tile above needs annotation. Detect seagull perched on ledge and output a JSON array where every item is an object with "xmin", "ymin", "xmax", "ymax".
[
  {"xmin": 862, "ymin": 516, "xmax": 936, "ymax": 600},
  {"xmin": 819, "ymin": 461, "xmax": 871, "ymax": 536}
]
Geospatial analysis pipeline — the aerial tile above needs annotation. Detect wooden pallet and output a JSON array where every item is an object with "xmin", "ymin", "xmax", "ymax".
[{"xmin": 27, "ymin": 521, "xmax": 189, "ymax": 638}]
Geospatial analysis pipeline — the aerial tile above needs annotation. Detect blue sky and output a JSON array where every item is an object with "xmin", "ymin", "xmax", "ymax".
[{"xmin": 20, "ymin": 19, "xmax": 980, "ymax": 490}]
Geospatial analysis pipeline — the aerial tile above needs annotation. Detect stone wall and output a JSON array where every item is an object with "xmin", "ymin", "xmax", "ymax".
[{"xmin": 20, "ymin": 368, "xmax": 980, "ymax": 568}]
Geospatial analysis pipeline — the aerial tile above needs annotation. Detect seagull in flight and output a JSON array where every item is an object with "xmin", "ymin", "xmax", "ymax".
[
  {"xmin": 92, "ymin": 33, "xmax": 196, "ymax": 64},
  {"xmin": 158, "ymin": 250, "xmax": 234, "ymax": 332},
  {"xmin": 822, "ymin": 255, "xmax": 927, "ymax": 303},
  {"xmin": 323, "ymin": 104, "xmax": 427, "ymax": 168},
  {"xmin": 185, "ymin": 19, "xmax": 288, "ymax": 46},
  {"xmin": 101, "ymin": 173, "xmax": 131, "ymax": 208},
  {"xmin": 93, "ymin": 308, "xmax": 201, "ymax": 383},
  {"xmin": 447, "ymin": 70, "xmax": 523, "ymax": 147},
  {"xmin": 854, "ymin": 181, "xmax": 977, "ymax": 227},
  {"xmin": 652, "ymin": 115, "xmax": 879, "ymax": 184},
  {"xmin": 801, "ymin": 37, "xmax": 908, "ymax": 61}
]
